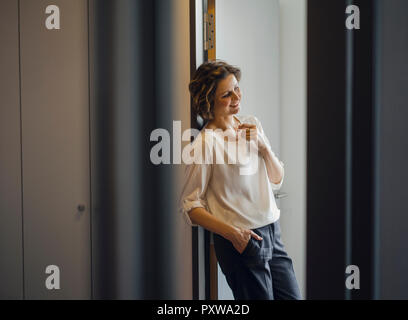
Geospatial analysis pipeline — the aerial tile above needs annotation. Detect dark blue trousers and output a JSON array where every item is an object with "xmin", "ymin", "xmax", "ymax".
[{"xmin": 213, "ymin": 219, "xmax": 302, "ymax": 300}]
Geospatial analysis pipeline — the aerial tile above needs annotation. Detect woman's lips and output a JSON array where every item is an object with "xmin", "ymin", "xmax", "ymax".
[{"xmin": 231, "ymin": 103, "xmax": 240, "ymax": 108}]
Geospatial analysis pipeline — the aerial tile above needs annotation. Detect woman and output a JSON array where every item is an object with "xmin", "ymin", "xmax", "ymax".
[{"xmin": 180, "ymin": 60, "xmax": 301, "ymax": 300}]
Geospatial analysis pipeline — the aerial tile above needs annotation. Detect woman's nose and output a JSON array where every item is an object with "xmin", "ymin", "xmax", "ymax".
[{"xmin": 231, "ymin": 91, "xmax": 240, "ymax": 100}]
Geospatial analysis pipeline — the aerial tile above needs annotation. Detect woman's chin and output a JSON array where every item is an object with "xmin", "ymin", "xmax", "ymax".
[{"xmin": 230, "ymin": 105, "xmax": 240, "ymax": 114}]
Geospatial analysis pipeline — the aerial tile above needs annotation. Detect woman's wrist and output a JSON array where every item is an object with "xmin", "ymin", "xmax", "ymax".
[
  {"xmin": 222, "ymin": 225, "xmax": 241, "ymax": 242},
  {"xmin": 258, "ymin": 143, "xmax": 268, "ymax": 156}
]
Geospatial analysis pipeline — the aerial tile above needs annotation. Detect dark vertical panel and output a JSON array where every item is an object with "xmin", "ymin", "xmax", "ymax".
[
  {"xmin": 378, "ymin": 0, "xmax": 408, "ymax": 299},
  {"xmin": 202, "ymin": 0, "xmax": 210, "ymax": 299},
  {"xmin": 372, "ymin": 0, "xmax": 381, "ymax": 300},
  {"xmin": 190, "ymin": 0, "xmax": 198, "ymax": 131},
  {"xmin": 90, "ymin": 0, "xmax": 175, "ymax": 299},
  {"xmin": 113, "ymin": 0, "xmax": 143, "ymax": 300},
  {"xmin": 140, "ymin": 0, "xmax": 175, "ymax": 299},
  {"xmin": 0, "ymin": 0, "xmax": 24, "ymax": 299},
  {"xmin": 308, "ymin": 0, "xmax": 408, "ymax": 300},
  {"xmin": 191, "ymin": 0, "xmax": 210, "ymax": 300},
  {"xmin": 138, "ymin": 0, "xmax": 159, "ymax": 295},
  {"xmin": 189, "ymin": 0, "xmax": 200, "ymax": 300},
  {"xmin": 307, "ymin": 0, "xmax": 347, "ymax": 299},
  {"xmin": 204, "ymin": 230, "xmax": 210, "ymax": 299},
  {"xmin": 91, "ymin": 0, "xmax": 144, "ymax": 299},
  {"xmin": 89, "ymin": 0, "xmax": 117, "ymax": 299},
  {"xmin": 350, "ymin": 0, "xmax": 375, "ymax": 300},
  {"xmin": 87, "ymin": 0, "xmax": 93, "ymax": 300}
]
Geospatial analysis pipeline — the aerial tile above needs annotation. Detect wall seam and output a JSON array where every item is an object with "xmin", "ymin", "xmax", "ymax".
[
  {"xmin": 17, "ymin": 0, "xmax": 25, "ymax": 300},
  {"xmin": 87, "ymin": 0, "xmax": 93, "ymax": 300}
]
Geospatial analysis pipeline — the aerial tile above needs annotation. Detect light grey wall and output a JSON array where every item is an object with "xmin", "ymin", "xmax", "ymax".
[
  {"xmin": 195, "ymin": 0, "xmax": 204, "ymax": 67},
  {"xmin": 216, "ymin": 0, "xmax": 281, "ymax": 300},
  {"xmin": 216, "ymin": 0, "xmax": 280, "ymax": 150},
  {"xmin": 279, "ymin": 0, "xmax": 307, "ymax": 299}
]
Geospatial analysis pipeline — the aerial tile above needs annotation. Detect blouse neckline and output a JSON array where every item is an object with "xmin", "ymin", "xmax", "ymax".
[{"xmin": 204, "ymin": 115, "xmax": 242, "ymax": 132}]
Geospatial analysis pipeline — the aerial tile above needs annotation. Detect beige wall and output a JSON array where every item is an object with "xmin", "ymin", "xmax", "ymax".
[{"xmin": 171, "ymin": 0, "xmax": 193, "ymax": 299}]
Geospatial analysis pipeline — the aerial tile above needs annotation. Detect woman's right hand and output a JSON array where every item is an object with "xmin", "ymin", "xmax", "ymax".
[{"xmin": 228, "ymin": 227, "xmax": 263, "ymax": 254}]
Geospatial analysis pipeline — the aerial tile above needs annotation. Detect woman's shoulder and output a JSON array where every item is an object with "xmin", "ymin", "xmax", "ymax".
[{"xmin": 191, "ymin": 127, "xmax": 216, "ymax": 149}]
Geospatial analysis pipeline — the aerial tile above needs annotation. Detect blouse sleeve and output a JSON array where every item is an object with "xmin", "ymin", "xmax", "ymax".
[
  {"xmin": 178, "ymin": 134, "xmax": 213, "ymax": 227},
  {"xmin": 253, "ymin": 116, "xmax": 285, "ymax": 191}
]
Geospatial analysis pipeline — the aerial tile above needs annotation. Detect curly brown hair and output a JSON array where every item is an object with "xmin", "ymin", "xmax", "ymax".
[{"xmin": 189, "ymin": 60, "xmax": 241, "ymax": 120}]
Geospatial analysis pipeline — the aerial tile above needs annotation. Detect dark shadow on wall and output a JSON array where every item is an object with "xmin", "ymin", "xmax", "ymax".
[
  {"xmin": 90, "ymin": 0, "xmax": 176, "ymax": 299},
  {"xmin": 307, "ymin": 0, "xmax": 408, "ymax": 300}
]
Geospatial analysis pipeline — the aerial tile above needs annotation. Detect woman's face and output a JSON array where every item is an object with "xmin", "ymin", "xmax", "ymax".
[{"xmin": 213, "ymin": 73, "xmax": 242, "ymax": 119}]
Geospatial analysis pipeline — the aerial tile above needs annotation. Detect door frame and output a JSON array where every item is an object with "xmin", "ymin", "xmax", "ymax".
[{"xmin": 189, "ymin": 0, "xmax": 217, "ymax": 300}]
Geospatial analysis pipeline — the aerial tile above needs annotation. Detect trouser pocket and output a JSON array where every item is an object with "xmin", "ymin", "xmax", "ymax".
[{"xmin": 240, "ymin": 238, "xmax": 272, "ymax": 266}]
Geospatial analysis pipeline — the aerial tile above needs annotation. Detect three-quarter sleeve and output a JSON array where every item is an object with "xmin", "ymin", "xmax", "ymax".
[
  {"xmin": 253, "ymin": 116, "xmax": 285, "ymax": 191},
  {"xmin": 178, "ymin": 134, "xmax": 213, "ymax": 227},
  {"xmin": 269, "ymin": 160, "xmax": 284, "ymax": 191}
]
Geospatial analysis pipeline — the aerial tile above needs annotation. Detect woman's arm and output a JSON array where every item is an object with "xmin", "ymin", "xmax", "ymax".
[
  {"xmin": 188, "ymin": 207, "xmax": 263, "ymax": 253},
  {"xmin": 188, "ymin": 207, "xmax": 236, "ymax": 239},
  {"xmin": 238, "ymin": 122, "xmax": 284, "ymax": 184},
  {"xmin": 259, "ymin": 145, "xmax": 284, "ymax": 185}
]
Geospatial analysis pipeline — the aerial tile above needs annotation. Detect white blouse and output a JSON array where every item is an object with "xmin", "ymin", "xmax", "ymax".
[{"xmin": 179, "ymin": 114, "xmax": 284, "ymax": 230}]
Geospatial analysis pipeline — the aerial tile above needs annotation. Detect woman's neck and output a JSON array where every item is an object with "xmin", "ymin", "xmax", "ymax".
[{"xmin": 209, "ymin": 115, "xmax": 239, "ymax": 131}]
